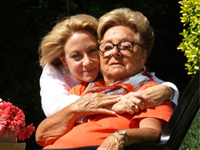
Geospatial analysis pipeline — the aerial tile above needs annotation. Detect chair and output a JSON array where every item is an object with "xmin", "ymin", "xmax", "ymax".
[{"xmin": 42, "ymin": 70, "xmax": 199, "ymax": 150}]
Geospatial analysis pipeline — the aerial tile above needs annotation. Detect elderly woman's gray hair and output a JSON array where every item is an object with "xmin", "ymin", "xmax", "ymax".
[{"xmin": 97, "ymin": 8, "xmax": 154, "ymax": 56}]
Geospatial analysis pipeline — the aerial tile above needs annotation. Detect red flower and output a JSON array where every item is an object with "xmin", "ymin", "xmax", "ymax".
[
  {"xmin": 0, "ymin": 99, "xmax": 35, "ymax": 141},
  {"xmin": 0, "ymin": 118, "xmax": 7, "ymax": 133},
  {"xmin": 7, "ymin": 105, "xmax": 25, "ymax": 129},
  {"xmin": 0, "ymin": 101, "xmax": 12, "ymax": 113},
  {"xmin": 18, "ymin": 124, "xmax": 35, "ymax": 141}
]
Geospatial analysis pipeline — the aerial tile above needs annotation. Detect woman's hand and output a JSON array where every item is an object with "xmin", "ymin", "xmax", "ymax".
[
  {"xmin": 141, "ymin": 84, "xmax": 172, "ymax": 108},
  {"xmin": 73, "ymin": 93, "xmax": 120, "ymax": 115},
  {"xmin": 97, "ymin": 134, "xmax": 120, "ymax": 150},
  {"xmin": 36, "ymin": 93, "xmax": 120, "ymax": 146},
  {"xmin": 74, "ymin": 84, "xmax": 172, "ymax": 116},
  {"xmin": 111, "ymin": 84, "xmax": 172, "ymax": 114},
  {"xmin": 110, "ymin": 92, "xmax": 148, "ymax": 114}
]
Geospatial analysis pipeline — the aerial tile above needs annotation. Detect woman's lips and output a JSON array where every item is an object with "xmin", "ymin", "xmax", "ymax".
[
  {"xmin": 82, "ymin": 68, "xmax": 96, "ymax": 73},
  {"xmin": 110, "ymin": 62, "xmax": 123, "ymax": 66}
]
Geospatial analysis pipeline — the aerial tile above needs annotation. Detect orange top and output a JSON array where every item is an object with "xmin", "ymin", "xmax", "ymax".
[{"xmin": 44, "ymin": 80, "xmax": 173, "ymax": 149}]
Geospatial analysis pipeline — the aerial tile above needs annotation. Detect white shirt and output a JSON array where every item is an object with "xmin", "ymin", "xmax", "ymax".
[
  {"xmin": 40, "ymin": 64, "xmax": 81, "ymax": 117},
  {"xmin": 40, "ymin": 64, "xmax": 179, "ymax": 117}
]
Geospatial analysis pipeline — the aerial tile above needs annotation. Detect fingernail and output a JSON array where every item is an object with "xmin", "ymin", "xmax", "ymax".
[{"xmin": 112, "ymin": 111, "xmax": 116, "ymax": 114}]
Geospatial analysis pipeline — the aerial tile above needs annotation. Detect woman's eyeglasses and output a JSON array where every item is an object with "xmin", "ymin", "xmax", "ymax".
[{"xmin": 98, "ymin": 40, "xmax": 143, "ymax": 57}]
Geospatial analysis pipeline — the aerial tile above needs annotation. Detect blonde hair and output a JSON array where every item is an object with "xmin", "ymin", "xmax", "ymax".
[
  {"xmin": 39, "ymin": 14, "xmax": 98, "ymax": 67},
  {"xmin": 98, "ymin": 8, "xmax": 154, "ymax": 56}
]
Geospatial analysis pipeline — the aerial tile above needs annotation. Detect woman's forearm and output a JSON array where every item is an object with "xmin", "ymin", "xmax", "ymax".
[
  {"xmin": 98, "ymin": 117, "xmax": 165, "ymax": 149},
  {"xmin": 36, "ymin": 93, "xmax": 119, "ymax": 146},
  {"xmin": 126, "ymin": 118, "xmax": 165, "ymax": 145},
  {"xmin": 162, "ymin": 82, "xmax": 179, "ymax": 105},
  {"xmin": 125, "ymin": 127, "xmax": 161, "ymax": 145},
  {"xmin": 36, "ymin": 104, "xmax": 78, "ymax": 146}
]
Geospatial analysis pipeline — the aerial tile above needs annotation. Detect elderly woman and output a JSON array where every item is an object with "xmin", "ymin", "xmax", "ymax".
[{"xmin": 36, "ymin": 8, "xmax": 173, "ymax": 150}]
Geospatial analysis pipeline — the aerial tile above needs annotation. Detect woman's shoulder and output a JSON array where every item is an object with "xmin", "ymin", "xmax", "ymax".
[{"xmin": 42, "ymin": 64, "xmax": 63, "ymax": 78}]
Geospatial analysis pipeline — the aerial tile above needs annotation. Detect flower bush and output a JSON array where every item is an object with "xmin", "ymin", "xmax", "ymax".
[{"xmin": 0, "ymin": 98, "xmax": 35, "ymax": 141}]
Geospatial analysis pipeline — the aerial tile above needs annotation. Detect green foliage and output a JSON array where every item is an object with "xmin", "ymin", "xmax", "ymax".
[
  {"xmin": 177, "ymin": 0, "xmax": 200, "ymax": 75},
  {"xmin": 179, "ymin": 109, "xmax": 200, "ymax": 150}
]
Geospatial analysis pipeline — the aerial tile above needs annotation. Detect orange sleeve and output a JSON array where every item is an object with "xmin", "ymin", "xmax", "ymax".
[
  {"xmin": 69, "ymin": 82, "xmax": 88, "ymax": 96},
  {"xmin": 130, "ymin": 81, "xmax": 173, "ymax": 124},
  {"xmin": 131, "ymin": 101, "xmax": 173, "ymax": 122}
]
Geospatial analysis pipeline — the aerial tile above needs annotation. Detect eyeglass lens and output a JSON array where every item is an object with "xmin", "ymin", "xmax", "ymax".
[{"xmin": 99, "ymin": 41, "xmax": 133, "ymax": 56}]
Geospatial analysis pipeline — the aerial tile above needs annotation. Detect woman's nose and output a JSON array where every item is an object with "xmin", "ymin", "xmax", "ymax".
[
  {"xmin": 111, "ymin": 46, "xmax": 121, "ymax": 57},
  {"xmin": 83, "ymin": 56, "xmax": 92, "ymax": 66}
]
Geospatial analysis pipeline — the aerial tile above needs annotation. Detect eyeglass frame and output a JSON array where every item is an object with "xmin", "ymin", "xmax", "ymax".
[{"xmin": 98, "ymin": 40, "xmax": 143, "ymax": 57}]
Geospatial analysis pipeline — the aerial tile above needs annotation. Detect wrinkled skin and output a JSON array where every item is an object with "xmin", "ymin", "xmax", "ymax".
[{"xmin": 111, "ymin": 84, "xmax": 171, "ymax": 115}]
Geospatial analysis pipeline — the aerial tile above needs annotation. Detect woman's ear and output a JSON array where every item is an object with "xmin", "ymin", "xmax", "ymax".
[
  {"xmin": 142, "ymin": 50, "xmax": 148, "ymax": 64},
  {"xmin": 59, "ymin": 56, "xmax": 68, "ymax": 69}
]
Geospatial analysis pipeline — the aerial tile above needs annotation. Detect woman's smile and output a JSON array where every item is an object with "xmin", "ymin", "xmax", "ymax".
[{"xmin": 82, "ymin": 68, "xmax": 96, "ymax": 74}]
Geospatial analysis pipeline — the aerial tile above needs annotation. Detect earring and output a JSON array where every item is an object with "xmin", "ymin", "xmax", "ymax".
[
  {"xmin": 142, "ymin": 65, "xmax": 146, "ymax": 71},
  {"xmin": 62, "ymin": 67, "xmax": 69, "ymax": 75}
]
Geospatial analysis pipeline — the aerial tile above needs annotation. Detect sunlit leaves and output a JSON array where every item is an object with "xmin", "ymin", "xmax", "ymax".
[{"xmin": 178, "ymin": 0, "xmax": 200, "ymax": 74}]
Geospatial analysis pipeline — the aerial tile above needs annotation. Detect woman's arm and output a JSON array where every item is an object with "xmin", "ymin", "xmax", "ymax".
[
  {"xmin": 98, "ymin": 117, "xmax": 166, "ymax": 150},
  {"xmin": 141, "ymin": 84, "xmax": 176, "ymax": 108},
  {"xmin": 40, "ymin": 64, "xmax": 80, "ymax": 117},
  {"xmin": 162, "ymin": 82, "xmax": 179, "ymax": 105},
  {"xmin": 36, "ymin": 93, "xmax": 120, "ymax": 147},
  {"xmin": 150, "ymin": 72, "xmax": 179, "ymax": 105},
  {"xmin": 40, "ymin": 66, "xmax": 178, "ymax": 116},
  {"xmin": 36, "ymin": 103, "xmax": 78, "ymax": 146},
  {"xmin": 110, "ymin": 84, "xmax": 175, "ymax": 114},
  {"xmin": 110, "ymin": 73, "xmax": 179, "ymax": 114}
]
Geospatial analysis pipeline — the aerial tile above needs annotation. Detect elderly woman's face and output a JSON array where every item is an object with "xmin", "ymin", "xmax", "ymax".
[{"xmin": 99, "ymin": 26, "xmax": 147, "ymax": 85}]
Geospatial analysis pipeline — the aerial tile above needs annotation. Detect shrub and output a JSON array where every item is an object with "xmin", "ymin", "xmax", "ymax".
[
  {"xmin": 177, "ymin": 0, "xmax": 200, "ymax": 75},
  {"xmin": 179, "ymin": 110, "xmax": 200, "ymax": 150}
]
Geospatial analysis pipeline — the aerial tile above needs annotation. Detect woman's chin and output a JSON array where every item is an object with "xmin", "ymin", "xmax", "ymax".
[{"xmin": 82, "ymin": 77, "xmax": 97, "ymax": 83}]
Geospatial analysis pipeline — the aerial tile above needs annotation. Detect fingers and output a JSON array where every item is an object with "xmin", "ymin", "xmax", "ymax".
[
  {"xmin": 123, "ymin": 106, "xmax": 135, "ymax": 115},
  {"xmin": 131, "ymin": 104, "xmax": 140, "ymax": 113},
  {"xmin": 96, "ymin": 108, "xmax": 116, "ymax": 115},
  {"xmin": 81, "ymin": 93, "xmax": 120, "ymax": 106},
  {"xmin": 97, "ymin": 132, "xmax": 119, "ymax": 150},
  {"xmin": 112, "ymin": 93, "xmax": 144, "ymax": 115},
  {"xmin": 131, "ymin": 98, "xmax": 145, "ymax": 111},
  {"xmin": 98, "ymin": 97, "xmax": 121, "ymax": 108},
  {"xmin": 128, "ymin": 91, "xmax": 152, "ymax": 110},
  {"xmin": 111, "ymin": 101, "xmax": 135, "ymax": 115},
  {"xmin": 102, "ymin": 95, "xmax": 122, "ymax": 107},
  {"xmin": 76, "ymin": 93, "xmax": 120, "ymax": 115},
  {"xmin": 131, "ymin": 91, "xmax": 151, "ymax": 103},
  {"xmin": 122, "ymin": 93, "xmax": 146, "ymax": 111},
  {"xmin": 103, "ymin": 94, "xmax": 121, "ymax": 100}
]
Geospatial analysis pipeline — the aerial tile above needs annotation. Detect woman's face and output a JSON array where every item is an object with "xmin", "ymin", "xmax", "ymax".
[
  {"xmin": 60, "ymin": 31, "xmax": 100, "ymax": 82},
  {"xmin": 99, "ymin": 26, "xmax": 147, "ymax": 85}
]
